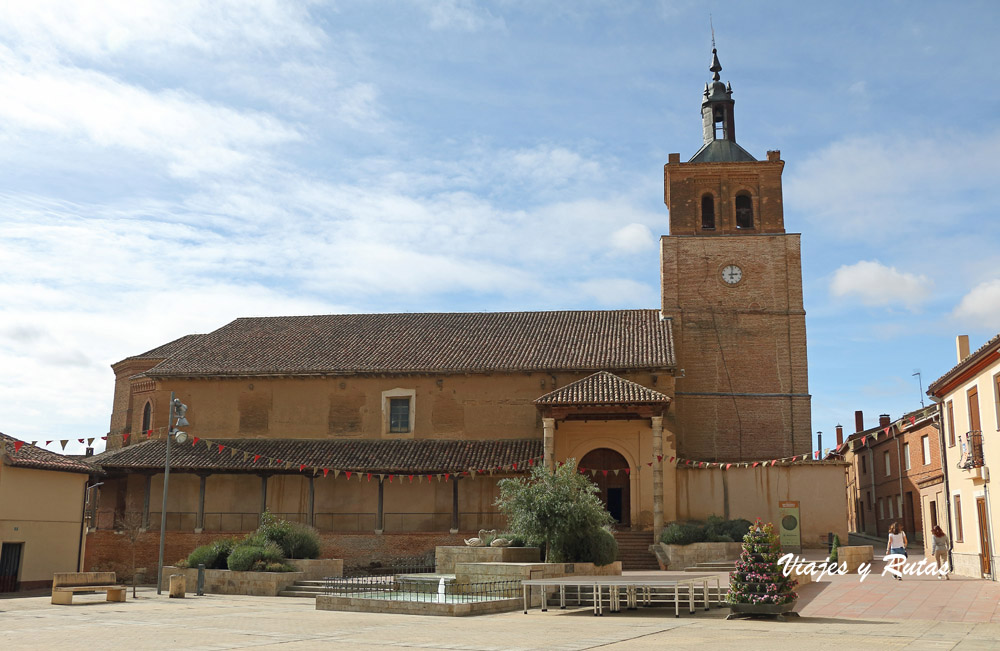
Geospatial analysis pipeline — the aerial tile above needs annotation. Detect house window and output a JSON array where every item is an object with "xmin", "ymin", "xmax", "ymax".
[
  {"xmin": 954, "ymin": 494, "xmax": 964, "ymax": 542},
  {"xmin": 861, "ymin": 455, "xmax": 867, "ymax": 475},
  {"xmin": 389, "ymin": 398, "xmax": 410, "ymax": 433},
  {"xmin": 735, "ymin": 193, "xmax": 754, "ymax": 229},
  {"xmin": 930, "ymin": 500, "xmax": 938, "ymax": 528},
  {"xmin": 968, "ymin": 385, "xmax": 982, "ymax": 433},
  {"xmin": 701, "ymin": 194, "xmax": 716, "ymax": 230},
  {"xmin": 888, "ymin": 498, "xmax": 894, "ymax": 519},
  {"xmin": 903, "ymin": 442, "xmax": 910, "ymax": 471},
  {"xmin": 947, "ymin": 400, "xmax": 956, "ymax": 446},
  {"xmin": 381, "ymin": 388, "xmax": 416, "ymax": 436},
  {"xmin": 922, "ymin": 435, "xmax": 930, "ymax": 465},
  {"xmin": 884, "ymin": 450, "xmax": 891, "ymax": 476},
  {"xmin": 879, "ymin": 497, "xmax": 884, "ymax": 520},
  {"xmin": 867, "ymin": 491, "xmax": 872, "ymax": 510}
]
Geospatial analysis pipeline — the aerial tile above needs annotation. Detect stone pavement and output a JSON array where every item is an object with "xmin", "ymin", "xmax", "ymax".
[{"xmin": 2, "ymin": 578, "xmax": 1000, "ymax": 651}]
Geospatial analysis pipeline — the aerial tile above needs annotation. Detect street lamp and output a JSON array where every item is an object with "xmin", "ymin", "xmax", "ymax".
[{"xmin": 156, "ymin": 392, "xmax": 190, "ymax": 594}]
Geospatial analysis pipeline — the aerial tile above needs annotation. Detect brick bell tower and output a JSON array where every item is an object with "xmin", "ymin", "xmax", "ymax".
[{"xmin": 661, "ymin": 46, "xmax": 811, "ymax": 462}]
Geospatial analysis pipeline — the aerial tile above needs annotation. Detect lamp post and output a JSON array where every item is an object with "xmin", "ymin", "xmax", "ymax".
[{"xmin": 156, "ymin": 392, "xmax": 189, "ymax": 595}]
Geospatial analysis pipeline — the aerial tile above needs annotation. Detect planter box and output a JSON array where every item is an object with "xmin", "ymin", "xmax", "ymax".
[
  {"xmin": 653, "ymin": 542, "xmax": 742, "ymax": 570},
  {"xmin": 728, "ymin": 601, "xmax": 797, "ymax": 617},
  {"xmin": 435, "ymin": 546, "xmax": 541, "ymax": 573},
  {"xmin": 839, "ymin": 545, "xmax": 874, "ymax": 574},
  {"xmin": 161, "ymin": 566, "xmax": 303, "ymax": 596}
]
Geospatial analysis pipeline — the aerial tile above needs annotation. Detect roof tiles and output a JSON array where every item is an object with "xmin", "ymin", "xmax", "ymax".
[{"xmin": 534, "ymin": 371, "xmax": 669, "ymax": 405}]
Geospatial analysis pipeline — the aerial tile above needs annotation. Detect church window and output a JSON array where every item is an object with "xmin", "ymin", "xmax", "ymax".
[
  {"xmin": 389, "ymin": 398, "xmax": 410, "ymax": 433},
  {"xmin": 701, "ymin": 194, "xmax": 715, "ymax": 230},
  {"xmin": 141, "ymin": 401, "xmax": 151, "ymax": 435},
  {"xmin": 735, "ymin": 193, "xmax": 754, "ymax": 229}
]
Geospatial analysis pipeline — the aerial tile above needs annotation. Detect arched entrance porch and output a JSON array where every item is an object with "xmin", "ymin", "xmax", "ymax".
[{"xmin": 580, "ymin": 448, "xmax": 631, "ymax": 528}]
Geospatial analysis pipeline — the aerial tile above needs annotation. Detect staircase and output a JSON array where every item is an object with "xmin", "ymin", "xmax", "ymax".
[
  {"xmin": 278, "ymin": 579, "xmax": 327, "ymax": 598},
  {"xmin": 614, "ymin": 531, "xmax": 660, "ymax": 570}
]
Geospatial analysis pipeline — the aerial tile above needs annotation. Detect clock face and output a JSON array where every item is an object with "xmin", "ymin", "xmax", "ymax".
[{"xmin": 722, "ymin": 264, "xmax": 743, "ymax": 285}]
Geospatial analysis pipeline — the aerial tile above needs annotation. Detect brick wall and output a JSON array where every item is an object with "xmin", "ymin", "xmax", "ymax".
[{"xmin": 84, "ymin": 529, "xmax": 467, "ymax": 576}]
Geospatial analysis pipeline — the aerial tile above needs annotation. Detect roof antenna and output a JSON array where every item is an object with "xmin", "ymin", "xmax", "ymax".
[{"xmin": 710, "ymin": 14, "xmax": 716, "ymax": 50}]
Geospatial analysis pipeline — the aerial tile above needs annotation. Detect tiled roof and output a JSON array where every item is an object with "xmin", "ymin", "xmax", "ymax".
[
  {"xmin": 93, "ymin": 438, "xmax": 543, "ymax": 474},
  {"xmin": 0, "ymin": 433, "xmax": 98, "ymax": 475},
  {"xmin": 534, "ymin": 371, "xmax": 669, "ymax": 405},
  {"xmin": 927, "ymin": 333, "xmax": 1000, "ymax": 396},
  {"xmin": 116, "ymin": 334, "xmax": 205, "ymax": 366},
  {"xmin": 144, "ymin": 311, "xmax": 675, "ymax": 377}
]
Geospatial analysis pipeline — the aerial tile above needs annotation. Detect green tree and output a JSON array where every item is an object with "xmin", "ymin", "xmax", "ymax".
[{"xmin": 496, "ymin": 460, "xmax": 615, "ymax": 562}]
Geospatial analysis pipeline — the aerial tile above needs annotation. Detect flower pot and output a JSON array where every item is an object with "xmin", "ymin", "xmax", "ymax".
[{"xmin": 728, "ymin": 600, "xmax": 797, "ymax": 616}]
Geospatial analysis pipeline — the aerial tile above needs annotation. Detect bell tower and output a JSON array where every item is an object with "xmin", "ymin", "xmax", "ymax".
[{"xmin": 660, "ymin": 46, "xmax": 811, "ymax": 462}]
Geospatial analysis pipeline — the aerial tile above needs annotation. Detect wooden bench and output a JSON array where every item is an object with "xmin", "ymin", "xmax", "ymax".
[{"xmin": 51, "ymin": 572, "xmax": 126, "ymax": 605}]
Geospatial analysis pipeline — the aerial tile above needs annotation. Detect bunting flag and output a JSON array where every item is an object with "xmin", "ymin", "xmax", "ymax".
[
  {"xmin": 323, "ymin": 468, "xmax": 330, "ymax": 478},
  {"xmin": 910, "ymin": 415, "xmax": 916, "ymax": 425},
  {"xmin": 13, "ymin": 440, "xmax": 24, "ymax": 453}
]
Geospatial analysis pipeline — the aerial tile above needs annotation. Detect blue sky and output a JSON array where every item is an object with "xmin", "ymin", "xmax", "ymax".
[{"xmin": 1, "ymin": 1, "xmax": 998, "ymax": 455}]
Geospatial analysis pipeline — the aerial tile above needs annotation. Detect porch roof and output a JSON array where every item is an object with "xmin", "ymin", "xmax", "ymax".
[
  {"xmin": 92, "ymin": 438, "xmax": 542, "ymax": 475},
  {"xmin": 533, "ymin": 371, "xmax": 669, "ymax": 406},
  {"xmin": 0, "ymin": 432, "xmax": 98, "ymax": 475}
]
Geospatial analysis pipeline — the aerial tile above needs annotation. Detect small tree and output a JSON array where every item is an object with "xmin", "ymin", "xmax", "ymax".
[
  {"xmin": 115, "ymin": 511, "xmax": 145, "ymax": 598},
  {"xmin": 496, "ymin": 460, "xmax": 614, "ymax": 562},
  {"xmin": 829, "ymin": 533, "xmax": 841, "ymax": 564}
]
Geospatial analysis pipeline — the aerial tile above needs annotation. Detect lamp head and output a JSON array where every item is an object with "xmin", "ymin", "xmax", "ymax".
[{"xmin": 174, "ymin": 431, "xmax": 188, "ymax": 444}]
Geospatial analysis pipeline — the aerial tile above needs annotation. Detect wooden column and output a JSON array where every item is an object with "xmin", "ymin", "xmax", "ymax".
[
  {"xmin": 308, "ymin": 475, "xmax": 315, "ymax": 527},
  {"xmin": 259, "ymin": 475, "xmax": 268, "ymax": 525},
  {"xmin": 375, "ymin": 478, "xmax": 384, "ymax": 534},
  {"xmin": 142, "ymin": 474, "xmax": 152, "ymax": 530},
  {"xmin": 543, "ymin": 418, "xmax": 556, "ymax": 471},
  {"xmin": 652, "ymin": 416, "xmax": 664, "ymax": 541},
  {"xmin": 195, "ymin": 474, "xmax": 207, "ymax": 533},
  {"xmin": 451, "ymin": 477, "xmax": 459, "ymax": 533}
]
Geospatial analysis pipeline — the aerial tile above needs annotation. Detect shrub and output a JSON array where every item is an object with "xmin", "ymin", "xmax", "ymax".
[
  {"xmin": 706, "ymin": 533, "xmax": 735, "ymax": 543},
  {"xmin": 227, "ymin": 542, "xmax": 284, "ymax": 572},
  {"xmin": 253, "ymin": 512, "xmax": 321, "ymax": 559},
  {"xmin": 660, "ymin": 522, "xmax": 706, "ymax": 546},
  {"xmin": 187, "ymin": 537, "xmax": 237, "ymax": 570},
  {"xmin": 724, "ymin": 519, "xmax": 753, "ymax": 542},
  {"xmin": 830, "ymin": 534, "xmax": 841, "ymax": 563}
]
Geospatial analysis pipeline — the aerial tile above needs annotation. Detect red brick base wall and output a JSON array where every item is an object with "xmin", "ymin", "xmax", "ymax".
[{"xmin": 84, "ymin": 530, "xmax": 467, "ymax": 575}]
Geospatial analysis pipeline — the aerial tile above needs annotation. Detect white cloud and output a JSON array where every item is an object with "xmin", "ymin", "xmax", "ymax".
[
  {"xmin": 575, "ymin": 278, "xmax": 658, "ymax": 307},
  {"xmin": 0, "ymin": 0, "xmax": 322, "ymax": 62},
  {"xmin": 0, "ymin": 55, "xmax": 300, "ymax": 177},
  {"xmin": 830, "ymin": 260, "xmax": 930, "ymax": 309},
  {"xmin": 610, "ymin": 223, "xmax": 655, "ymax": 253},
  {"xmin": 419, "ymin": 0, "xmax": 505, "ymax": 32},
  {"xmin": 952, "ymin": 279, "xmax": 1000, "ymax": 329}
]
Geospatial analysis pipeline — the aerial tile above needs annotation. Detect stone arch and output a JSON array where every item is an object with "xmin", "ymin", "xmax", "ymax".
[{"xmin": 579, "ymin": 447, "xmax": 632, "ymax": 528}]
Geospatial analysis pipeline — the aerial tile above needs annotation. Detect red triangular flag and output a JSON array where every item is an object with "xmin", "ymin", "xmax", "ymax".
[
  {"xmin": 753, "ymin": 461, "xmax": 760, "ymax": 468},
  {"xmin": 444, "ymin": 473, "xmax": 450, "ymax": 481},
  {"xmin": 647, "ymin": 462, "xmax": 653, "ymax": 467},
  {"xmin": 323, "ymin": 468, "xmax": 329, "ymax": 477},
  {"xmin": 218, "ymin": 444, "xmax": 225, "ymax": 453},
  {"xmin": 814, "ymin": 451, "xmax": 819, "ymax": 459},
  {"xmin": 146, "ymin": 430, "xmax": 152, "ymax": 439},
  {"xmin": 726, "ymin": 463, "xmax": 732, "ymax": 470},
  {"xmin": 910, "ymin": 415, "xmax": 916, "ymax": 425},
  {"xmin": 408, "ymin": 474, "xmax": 414, "ymax": 482},
  {"xmin": 657, "ymin": 455, "xmax": 663, "ymax": 462},
  {"xmin": 100, "ymin": 436, "xmax": 107, "ymax": 441},
  {"xmin": 427, "ymin": 474, "xmax": 433, "ymax": 482},
  {"xmin": 123, "ymin": 433, "xmax": 130, "ymax": 442},
  {"xmin": 275, "ymin": 458, "xmax": 282, "ymax": 464},
  {"xmin": 512, "ymin": 462, "xmax": 517, "ymax": 470},
  {"xmin": 45, "ymin": 440, "xmax": 52, "ymax": 445},
  {"xmin": 624, "ymin": 468, "xmax": 630, "ymax": 475},
  {"xmin": 698, "ymin": 462, "xmax": 705, "ymax": 468},
  {"xmin": 388, "ymin": 475, "xmax": 393, "ymax": 483},
  {"xmin": 669, "ymin": 456, "xmax": 675, "ymax": 463},
  {"xmin": 345, "ymin": 471, "xmax": 352, "ymax": 479},
  {"xmin": 78, "ymin": 438, "xmax": 84, "ymax": 444},
  {"xmin": 192, "ymin": 437, "xmax": 200, "ymax": 445},
  {"xmin": 601, "ymin": 469, "xmax": 609, "ymax": 477},
  {"xmin": 528, "ymin": 458, "xmax": 534, "ymax": 466},
  {"xmin": 299, "ymin": 464, "xmax": 306, "ymax": 472},
  {"xmin": 366, "ymin": 473, "xmax": 372, "ymax": 482},
  {"xmin": 13, "ymin": 440, "xmax": 24, "ymax": 453},
  {"xmin": 253, "ymin": 454, "xmax": 261, "ymax": 463},
  {"xmin": 884, "ymin": 426, "xmax": 890, "ymax": 436}
]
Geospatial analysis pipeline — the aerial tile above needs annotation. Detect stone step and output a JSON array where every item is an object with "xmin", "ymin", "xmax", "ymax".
[{"xmin": 278, "ymin": 590, "xmax": 321, "ymax": 598}]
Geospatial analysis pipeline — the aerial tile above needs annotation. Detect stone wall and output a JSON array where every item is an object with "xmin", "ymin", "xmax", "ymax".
[
  {"xmin": 161, "ymin": 566, "xmax": 300, "ymax": 597},
  {"xmin": 435, "ymin": 546, "xmax": 541, "ymax": 573},
  {"xmin": 652, "ymin": 542, "xmax": 742, "ymax": 569},
  {"xmin": 86, "ymin": 530, "xmax": 465, "ymax": 574}
]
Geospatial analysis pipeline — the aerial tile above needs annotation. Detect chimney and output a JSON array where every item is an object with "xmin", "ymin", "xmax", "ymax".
[
  {"xmin": 854, "ymin": 410, "xmax": 864, "ymax": 433},
  {"xmin": 817, "ymin": 432, "xmax": 823, "ymax": 456},
  {"xmin": 836, "ymin": 425, "xmax": 844, "ymax": 447},
  {"xmin": 85, "ymin": 447, "xmax": 94, "ymax": 457},
  {"xmin": 957, "ymin": 335, "xmax": 970, "ymax": 362},
  {"xmin": 879, "ymin": 414, "xmax": 891, "ymax": 428}
]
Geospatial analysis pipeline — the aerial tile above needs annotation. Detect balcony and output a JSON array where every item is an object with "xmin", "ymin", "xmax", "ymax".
[{"xmin": 958, "ymin": 430, "xmax": 984, "ymax": 470}]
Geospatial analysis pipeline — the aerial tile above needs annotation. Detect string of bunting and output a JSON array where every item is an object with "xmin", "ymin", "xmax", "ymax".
[
  {"xmin": 828, "ymin": 414, "xmax": 920, "ymax": 457},
  {"xmin": 7, "ymin": 423, "xmax": 177, "ymax": 454}
]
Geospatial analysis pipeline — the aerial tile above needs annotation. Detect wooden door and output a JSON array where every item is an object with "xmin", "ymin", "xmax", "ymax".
[
  {"xmin": 0, "ymin": 543, "xmax": 23, "ymax": 592},
  {"xmin": 976, "ymin": 496, "xmax": 991, "ymax": 576},
  {"xmin": 579, "ymin": 448, "xmax": 631, "ymax": 528}
]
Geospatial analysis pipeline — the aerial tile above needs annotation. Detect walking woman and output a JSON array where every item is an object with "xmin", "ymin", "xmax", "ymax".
[
  {"xmin": 886, "ymin": 522, "xmax": 908, "ymax": 580},
  {"xmin": 931, "ymin": 525, "xmax": 951, "ymax": 580}
]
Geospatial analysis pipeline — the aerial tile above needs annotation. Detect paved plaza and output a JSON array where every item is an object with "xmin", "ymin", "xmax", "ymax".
[{"xmin": 3, "ymin": 564, "xmax": 1000, "ymax": 651}]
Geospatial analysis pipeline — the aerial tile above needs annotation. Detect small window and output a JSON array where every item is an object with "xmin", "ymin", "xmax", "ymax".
[
  {"xmin": 389, "ymin": 398, "xmax": 410, "ymax": 433},
  {"xmin": 735, "ymin": 193, "xmax": 754, "ymax": 229},
  {"xmin": 701, "ymin": 194, "xmax": 715, "ymax": 230},
  {"xmin": 968, "ymin": 385, "xmax": 982, "ymax": 433},
  {"xmin": 879, "ymin": 497, "xmax": 884, "ymax": 520},
  {"xmin": 888, "ymin": 498, "xmax": 894, "ymax": 519},
  {"xmin": 141, "ymin": 402, "xmax": 151, "ymax": 435},
  {"xmin": 903, "ymin": 442, "xmax": 910, "ymax": 471},
  {"xmin": 867, "ymin": 491, "xmax": 872, "ymax": 510},
  {"xmin": 922, "ymin": 435, "xmax": 930, "ymax": 465},
  {"xmin": 954, "ymin": 495, "xmax": 964, "ymax": 542},
  {"xmin": 884, "ymin": 450, "xmax": 891, "ymax": 476},
  {"xmin": 860, "ymin": 455, "xmax": 867, "ymax": 475},
  {"xmin": 947, "ymin": 400, "xmax": 956, "ymax": 446}
]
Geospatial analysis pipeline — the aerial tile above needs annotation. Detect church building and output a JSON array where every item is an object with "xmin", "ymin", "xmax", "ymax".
[{"xmin": 85, "ymin": 49, "xmax": 839, "ymax": 571}]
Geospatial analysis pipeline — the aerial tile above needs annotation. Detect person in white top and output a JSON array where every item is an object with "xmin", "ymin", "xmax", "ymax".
[{"xmin": 886, "ymin": 521, "xmax": 908, "ymax": 581}]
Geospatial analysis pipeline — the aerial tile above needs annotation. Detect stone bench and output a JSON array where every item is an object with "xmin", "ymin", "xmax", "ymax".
[{"xmin": 51, "ymin": 572, "xmax": 126, "ymax": 605}]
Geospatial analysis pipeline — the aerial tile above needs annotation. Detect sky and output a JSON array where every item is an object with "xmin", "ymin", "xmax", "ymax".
[{"xmin": 1, "ymin": 1, "xmax": 998, "ymax": 456}]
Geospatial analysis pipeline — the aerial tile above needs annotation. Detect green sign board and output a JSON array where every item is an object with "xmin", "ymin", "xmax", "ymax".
[{"xmin": 778, "ymin": 500, "xmax": 801, "ymax": 550}]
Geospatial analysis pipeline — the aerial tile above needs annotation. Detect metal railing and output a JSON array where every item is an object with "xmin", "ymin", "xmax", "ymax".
[
  {"xmin": 324, "ymin": 574, "xmax": 522, "ymax": 603},
  {"xmin": 314, "ymin": 512, "xmax": 378, "ymax": 532},
  {"xmin": 958, "ymin": 431, "xmax": 984, "ymax": 469},
  {"xmin": 343, "ymin": 562, "xmax": 435, "ymax": 578}
]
